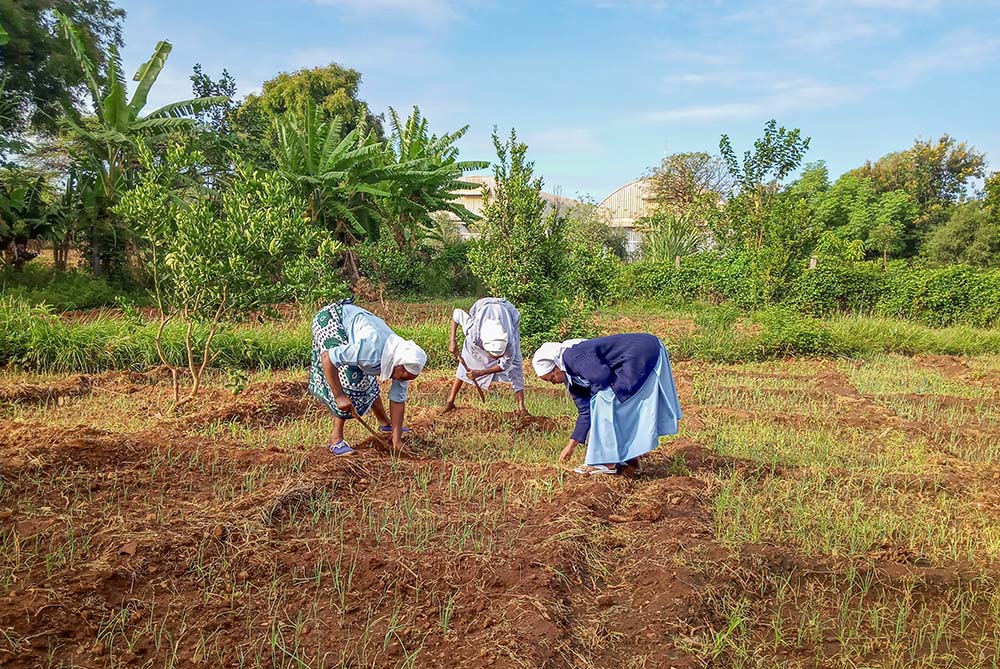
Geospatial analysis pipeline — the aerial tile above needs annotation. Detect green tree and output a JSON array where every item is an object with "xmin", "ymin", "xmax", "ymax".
[
  {"xmin": 564, "ymin": 197, "xmax": 628, "ymax": 260},
  {"xmin": 718, "ymin": 119, "xmax": 811, "ymax": 251},
  {"xmin": 922, "ymin": 202, "xmax": 1000, "ymax": 268},
  {"xmin": 379, "ymin": 106, "xmax": 487, "ymax": 247},
  {"xmin": 467, "ymin": 128, "xmax": 569, "ymax": 339},
  {"xmin": 985, "ymin": 171, "xmax": 1000, "ymax": 215},
  {"xmin": 189, "ymin": 63, "xmax": 240, "ymax": 182},
  {"xmin": 233, "ymin": 63, "xmax": 382, "ymax": 164},
  {"xmin": 812, "ymin": 173, "xmax": 916, "ymax": 258},
  {"xmin": 116, "ymin": 142, "xmax": 344, "ymax": 411},
  {"xmin": 785, "ymin": 161, "xmax": 830, "ymax": 206},
  {"xmin": 273, "ymin": 100, "xmax": 390, "ymax": 282},
  {"xmin": 55, "ymin": 11, "xmax": 227, "ymax": 274},
  {"xmin": 0, "ymin": 1, "xmax": 124, "ymax": 139},
  {"xmin": 850, "ymin": 135, "xmax": 986, "ymax": 252}
]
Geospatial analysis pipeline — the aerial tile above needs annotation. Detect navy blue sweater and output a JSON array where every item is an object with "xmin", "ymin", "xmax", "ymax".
[{"xmin": 562, "ymin": 333, "xmax": 662, "ymax": 442}]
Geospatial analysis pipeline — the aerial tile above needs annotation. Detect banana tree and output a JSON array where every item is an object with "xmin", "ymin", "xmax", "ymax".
[
  {"xmin": 274, "ymin": 100, "xmax": 396, "ymax": 282},
  {"xmin": 380, "ymin": 106, "xmax": 487, "ymax": 247},
  {"xmin": 54, "ymin": 11, "xmax": 227, "ymax": 273},
  {"xmin": 0, "ymin": 169, "xmax": 49, "ymax": 268},
  {"xmin": 0, "ymin": 23, "xmax": 8, "ymax": 46}
]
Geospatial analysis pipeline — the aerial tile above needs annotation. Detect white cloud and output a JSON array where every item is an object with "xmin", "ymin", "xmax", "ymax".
[
  {"xmin": 645, "ymin": 79, "xmax": 865, "ymax": 122},
  {"xmin": 289, "ymin": 36, "xmax": 442, "ymax": 73},
  {"xmin": 527, "ymin": 128, "xmax": 600, "ymax": 152},
  {"xmin": 309, "ymin": 0, "xmax": 460, "ymax": 23},
  {"xmin": 878, "ymin": 30, "xmax": 1000, "ymax": 84}
]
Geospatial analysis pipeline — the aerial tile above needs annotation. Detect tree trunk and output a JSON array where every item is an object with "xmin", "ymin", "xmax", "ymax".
[
  {"xmin": 343, "ymin": 249, "xmax": 362, "ymax": 287},
  {"xmin": 90, "ymin": 224, "xmax": 102, "ymax": 277}
]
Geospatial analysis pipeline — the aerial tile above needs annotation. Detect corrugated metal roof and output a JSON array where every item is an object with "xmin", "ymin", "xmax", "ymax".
[{"xmin": 598, "ymin": 178, "xmax": 654, "ymax": 229}]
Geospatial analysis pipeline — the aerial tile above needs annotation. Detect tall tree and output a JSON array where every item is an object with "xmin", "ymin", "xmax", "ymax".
[
  {"xmin": 55, "ymin": 11, "xmax": 227, "ymax": 274},
  {"xmin": 379, "ymin": 106, "xmax": 487, "ymax": 247},
  {"xmin": 850, "ymin": 135, "xmax": 986, "ymax": 253},
  {"xmin": 232, "ymin": 63, "xmax": 382, "ymax": 164},
  {"xmin": 647, "ymin": 151, "xmax": 731, "ymax": 216},
  {"xmin": 718, "ymin": 119, "xmax": 811, "ymax": 252},
  {"xmin": 467, "ymin": 128, "xmax": 568, "ymax": 338},
  {"xmin": 0, "ymin": 1, "xmax": 124, "ymax": 139}
]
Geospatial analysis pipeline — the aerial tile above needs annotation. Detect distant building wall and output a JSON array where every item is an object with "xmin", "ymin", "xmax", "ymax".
[
  {"xmin": 441, "ymin": 175, "xmax": 580, "ymax": 240},
  {"xmin": 599, "ymin": 178, "xmax": 655, "ymax": 259}
]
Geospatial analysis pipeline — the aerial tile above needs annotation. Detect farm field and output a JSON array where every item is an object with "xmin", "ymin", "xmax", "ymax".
[{"xmin": 3, "ymin": 304, "xmax": 1000, "ymax": 668}]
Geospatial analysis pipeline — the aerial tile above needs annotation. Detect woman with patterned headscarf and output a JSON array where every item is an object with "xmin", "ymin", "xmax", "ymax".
[
  {"xmin": 442, "ymin": 297, "xmax": 527, "ymax": 415},
  {"xmin": 532, "ymin": 333, "xmax": 682, "ymax": 475},
  {"xmin": 309, "ymin": 299, "xmax": 427, "ymax": 456}
]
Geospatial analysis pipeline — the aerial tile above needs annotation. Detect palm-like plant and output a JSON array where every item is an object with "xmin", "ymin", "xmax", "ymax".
[
  {"xmin": 380, "ymin": 106, "xmax": 487, "ymax": 246},
  {"xmin": 54, "ymin": 11, "xmax": 227, "ymax": 273},
  {"xmin": 55, "ymin": 11, "xmax": 226, "ymax": 201},
  {"xmin": 274, "ymin": 100, "xmax": 392, "ymax": 240},
  {"xmin": 640, "ymin": 210, "xmax": 705, "ymax": 263}
]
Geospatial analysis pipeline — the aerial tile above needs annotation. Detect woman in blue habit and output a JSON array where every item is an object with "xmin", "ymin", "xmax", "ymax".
[{"xmin": 531, "ymin": 333, "xmax": 682, "ymax": 475}]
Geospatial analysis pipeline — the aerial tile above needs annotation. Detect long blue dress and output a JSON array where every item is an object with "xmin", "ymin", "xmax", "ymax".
[{"xmin": 562, "ymin": 333, "xmax": 682, "ymax": 466}]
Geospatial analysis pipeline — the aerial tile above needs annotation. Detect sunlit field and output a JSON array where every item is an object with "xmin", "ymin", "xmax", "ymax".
[{"xmin": 3, "ymin": 303, "xmax": 1000, "ymax": 668}]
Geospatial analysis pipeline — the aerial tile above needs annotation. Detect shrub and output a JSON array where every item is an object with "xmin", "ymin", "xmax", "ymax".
[
  {"xmin": 0, "ymin": 264, "xmax": 142, "ymax": 311},
  {"xmin": 561, "ymin": 245, "xmax": 623, "ymax": 305},
  {"xmin": 752, "ymin": 307, "xmax": 836, "ymax": 358},
  {"xmin": 356, "ymin": 237, "xmax": 480, "ymax": 297},
  {"xmin": 786, "ymin": 262, "xmax": 887, "ymax": 317},
  {"xmin": 876, "ymin": 265, "xmax": 1000, "ymax": 328}
]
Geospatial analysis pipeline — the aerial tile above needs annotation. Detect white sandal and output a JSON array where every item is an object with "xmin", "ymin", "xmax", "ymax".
[{"xmin": 573, "ymin": 464, "xmax": 618, "ymax": 475}]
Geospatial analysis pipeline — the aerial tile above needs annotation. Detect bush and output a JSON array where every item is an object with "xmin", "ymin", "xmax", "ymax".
[
  {"xmin": 0, "ymin": 264, "xmax": 143, "ymax": 311},
  {"xmin": 752, "ymin": 307, "xmax": 836, "ymax": 358},
  {"xmin": 786, "ymin": 262, "xmax": 887, "ymax": 317},
  {"xmin": 608, "ymin": 251, "xmax": 1000, "ymax": 330},
  {"xmin": 356, "ymin": 238, "xmax": 480, "ymax": 297},
  {"xmin": 561, "ymin": 245, "xmax": 623, "ymax": 305},
  {"xmin": 876, "ymin": 265, "xmax": 1000, "ymax": 328}
]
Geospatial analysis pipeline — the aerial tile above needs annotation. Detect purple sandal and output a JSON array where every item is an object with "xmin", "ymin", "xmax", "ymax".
[
  {"xmin": 378, "ymin": 425, "xmax": 411, "ymax": 434},
  {"xmin": 328, "ymin": 440, "xmax": 355, "ymax": 457}
]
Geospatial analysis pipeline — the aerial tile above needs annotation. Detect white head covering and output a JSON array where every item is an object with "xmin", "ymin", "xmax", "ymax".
[
  {"xmin": 380, "ymin": 334, "xmax": 428, "ymax": 381},
  {"xmin": 531, "ymin": 338, "xmax": 586, "ymax": 377},
  {"xmin": 479, "ymin": 319, "xmax": 509, "ymax": 357}
]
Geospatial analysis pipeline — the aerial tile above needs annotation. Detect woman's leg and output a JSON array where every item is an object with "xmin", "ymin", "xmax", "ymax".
[
  {"xmin": 370, "ymin": 395, "xmax": 391, "ymax": 428},
  {"xmin": 442, "ymin": 377, "xmax": 464, "ymax": 412},
  {"xmin": 330, "ymin": 416, "xmax": 347, "ymax": 445}
]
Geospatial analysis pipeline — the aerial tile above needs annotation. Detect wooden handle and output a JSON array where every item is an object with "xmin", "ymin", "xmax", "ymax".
[
  {"xmin": 458, "ymin": 355, "xmax": 488, "ymax": 402},
  {"xmin": 351, "ymin": 408, "xmax": 392, "ymax": 450}
]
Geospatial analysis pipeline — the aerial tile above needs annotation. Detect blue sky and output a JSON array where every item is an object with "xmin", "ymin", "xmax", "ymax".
[{"xmin": 114, "ymin": 0, "xmax": 1000, "ymax": 201}]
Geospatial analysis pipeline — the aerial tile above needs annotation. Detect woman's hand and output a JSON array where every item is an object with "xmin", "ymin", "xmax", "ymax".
[
  {"xmin": 448, "ymin": 339, "xmax": 459, "ymax": 361},
  {"xmin": 560, "ymin": 440, "xmax": 578, "ymax": 462},
  {"xmin": 467, "ymin": 368, "xmax": 485, "ymax": 380},
  {"xmin": 334, "ymin": 393, "xmax": 354, "ymax": 415}
]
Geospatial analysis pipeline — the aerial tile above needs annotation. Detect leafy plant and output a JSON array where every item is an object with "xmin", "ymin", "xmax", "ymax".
[
  {"xmin": 54, "ymin": 10, "xmax": 227, "ymax": 274},
  {"xmin": 379, "ymin": 106, "xmax": 487, "ymax": 247},
  {"xmin": 467, "ymin": 128, "xmax": 575, "ymax": 341},
  {"xmin": 273, "ymin": 100, "xmax": 389, "ymax": 282},
  {"xmin": 116, "ymin": 142, "xmax": 344, "ymax": 410},
  {"xmin": 0, "ymin": 168, "xmax": 48, "ymax": 267},
  {"xmin": 639, "ymin": 210, "xmax": 705, "ymax": 263}
]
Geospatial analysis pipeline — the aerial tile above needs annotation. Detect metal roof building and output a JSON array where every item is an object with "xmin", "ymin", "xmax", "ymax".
[
  {"xmin": 598, "ymin": 178, "xmax": 655, "ymax": 258},
  {"xmin": 444, "ymin": 175, "xmax": 580, "ymax": 239}
]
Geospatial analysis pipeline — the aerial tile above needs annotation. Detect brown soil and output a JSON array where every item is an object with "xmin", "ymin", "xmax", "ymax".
[{"xmin": 3, "ymin": 356, "xmax": 1000, "ymax": 667}]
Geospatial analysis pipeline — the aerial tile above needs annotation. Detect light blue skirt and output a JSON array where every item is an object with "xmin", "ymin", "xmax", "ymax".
[{"xmin": 585, "ymin": 343, "xmax": 682, "ymax": 466}]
